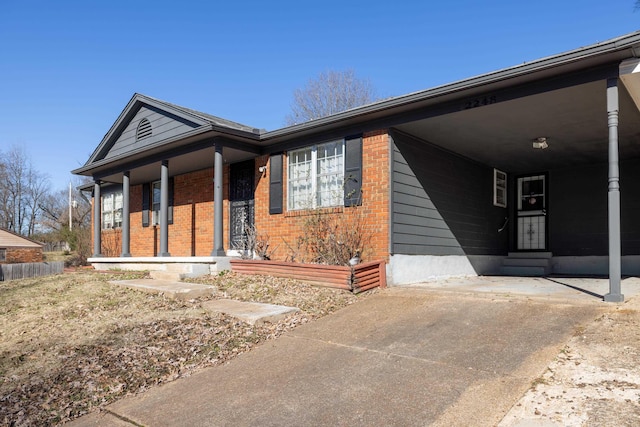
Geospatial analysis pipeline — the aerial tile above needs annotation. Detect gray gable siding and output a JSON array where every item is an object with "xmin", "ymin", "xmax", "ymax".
[
  {"xmin": 104, "ymin": 105, "xmax": 200, "ymax": 160},
  {"xmin": 391, "ymin": 131, "xmax": 507, "ymax": 256}
]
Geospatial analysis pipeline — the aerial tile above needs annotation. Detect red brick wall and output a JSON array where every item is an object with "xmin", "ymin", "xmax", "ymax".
[
  {"xmin": 361, "ymin": 130, "xmax": 391, "ymax": 260},
  {"xmin": 4, "ymin": 247, "xmax": 43, "ymax": 263},
  {"xmin": 254, "ymin": 130, "xmax": 390, "ymax": 262},
  {"xmin": 97, "ymin": 130, "xmax": 391, "ymax": 262},
  {"xmin": 125, "ymin": 168, "xmax": 220, "ymax": 257}
]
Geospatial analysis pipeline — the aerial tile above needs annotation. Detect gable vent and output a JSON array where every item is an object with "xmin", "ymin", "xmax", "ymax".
[{"xmin": 136, "ymin": 118, "xmax": 153, "ymax": 140}]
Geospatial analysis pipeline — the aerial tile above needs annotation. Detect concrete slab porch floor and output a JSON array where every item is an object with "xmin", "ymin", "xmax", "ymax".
[
  {"xmin": 68, "ymin": 275, "xmax": 640, "ymax": 427},
  {"xmin": 398, "ymin": 275, "xmax": 640, "ymax": 302}
]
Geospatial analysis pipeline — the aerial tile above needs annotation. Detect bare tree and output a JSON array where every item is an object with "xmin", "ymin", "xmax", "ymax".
[
  {"xmin": 0, "ymin": 161, "xmax": 9, "ymax": 230},
  {"xmin": 285, "ymin": 69, "xmax": 378, "ymax": 125},
  {"xmin": 0, "ymin": 146, "xmax": 29, "ymax": 233},
  {"xmin": 39, "ymin": 177, "xmax": 91, "ymax": 231},
  {"xmin": 0, "ymin": 145, "xmax": 52, "ymax": 236},
  {"xmin": 36, "ymin": 177, "xmax": 92, "ymax": 260},
  {"xmin": 25, "ymin": 168, "xmax": 51, "ymax": 236}
]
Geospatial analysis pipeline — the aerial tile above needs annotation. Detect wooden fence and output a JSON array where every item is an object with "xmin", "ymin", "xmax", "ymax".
[
  {"xmin": 0, "ymin": 262, "xmax": 65, "ymax": 281},
  {"xmin": 230, "ymin": 259, "xmax": 386, "ymax": 294}
]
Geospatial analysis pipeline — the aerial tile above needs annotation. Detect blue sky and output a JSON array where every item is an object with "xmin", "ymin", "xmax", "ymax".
[{"xmin": 1, "ymin": 0, "xmax": 639, "ymax": 190}]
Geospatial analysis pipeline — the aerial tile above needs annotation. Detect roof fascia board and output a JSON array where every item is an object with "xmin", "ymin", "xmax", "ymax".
[
  {"xmin": 213, "ymin": 136, "xmax": 261, "ymax": 154},
  {"xmin": 209, "ymin": 125, "xmax": 261, "ymax": 141},
  {"xmin": 83, "ymin": 135, "xmax": 260, "ymax": 181},
  {"xmin": 74, "ymin": 126, "xmax": 261, "ymax": 176},
  {"xmin": 261, "ymin": 123, "xmax": 373, "ymax": 155},
  {"xmin": 89, "ymin": 138, "xmax": 219, "ymax": 181},
  {"xmin": 261, "ymin": 31, "xmax": 640, "ymax": 142},
  {"xmin": 375, "ymin": 61, "xmax": 620, "ymax": 131}
]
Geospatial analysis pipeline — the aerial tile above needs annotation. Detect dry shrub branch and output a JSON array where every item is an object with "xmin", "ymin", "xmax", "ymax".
[{"xmin": 289, "ymin": 206, "xmax": 372, "ymax": 266}]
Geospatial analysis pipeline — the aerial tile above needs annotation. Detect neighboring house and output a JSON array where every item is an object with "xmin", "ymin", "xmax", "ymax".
[
  {"xmin": 0, "ymin": 228, "xmax": 44, "ymax": 264},
  {"xmin": 73, "ymin": 31, "xmax": 640, "ymax": 298}
]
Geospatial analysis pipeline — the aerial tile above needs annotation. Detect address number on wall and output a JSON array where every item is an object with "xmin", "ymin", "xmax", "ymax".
[{"xmin": 463, "ymin": 95, "xmax": 497, "ymax": 110}]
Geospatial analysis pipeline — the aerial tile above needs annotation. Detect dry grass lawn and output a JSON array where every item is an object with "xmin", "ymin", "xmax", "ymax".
[{"xmin": 0, "ymin": 270, "xmax": 370, "ymax": 426}]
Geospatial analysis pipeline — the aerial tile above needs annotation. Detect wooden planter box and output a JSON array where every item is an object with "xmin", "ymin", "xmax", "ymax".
[{"xmin": 229, "ymin": 259, "xmax": 386, "ymax": 294}]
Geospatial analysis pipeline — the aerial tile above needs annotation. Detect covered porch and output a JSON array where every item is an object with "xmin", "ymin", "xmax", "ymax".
[{"xmin": 75, "ymin": 94, "xmax": 266, "ymax": 263}]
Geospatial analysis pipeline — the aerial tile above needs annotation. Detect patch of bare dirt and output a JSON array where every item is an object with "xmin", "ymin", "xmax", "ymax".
[
  {"xmin": 499, "ymin": 296, "xmax": 640, "ymax": 426},
  {"xmin": 0, "ymin": 271, "xmax": 373, "ymax": 426}
]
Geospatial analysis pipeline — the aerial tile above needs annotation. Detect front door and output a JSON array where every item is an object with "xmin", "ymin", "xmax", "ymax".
[
  {"xmin": 516, "ymin": 174, "xmax": 547, "ymax": 250},
  {"xmin": 229, "ymin": 160, "xmax": 255, "ymax": 251}
]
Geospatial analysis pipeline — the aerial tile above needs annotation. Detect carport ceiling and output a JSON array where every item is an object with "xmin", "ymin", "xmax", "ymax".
[{"xmin": 395, "ymin": 79, "xmax": 640, "ymax": 174}]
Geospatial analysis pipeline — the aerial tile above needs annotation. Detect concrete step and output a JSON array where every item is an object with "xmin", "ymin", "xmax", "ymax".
[
  {"xmin": 501, "ymin": 252, "xmax": 553, "ymax": 276},
  {"xmin": 150, "ymin": 270, "xmax": 185, "ymax": 281},
  {"xmin": 499, "ymin": 266, "xmax": 548, "ymax": 277},
  {"xmin": 148, "ymin": 262, "xmax": 220, "ymax": 281},
  {"xmin": 507, "ymin": 252, "xmax": 552, "ymax": 259},
  {"xmin": 110, "ymin": 279, "xmax": 217, "ymax": 300},
  {"xmin": 202, "ymin": 299, "xmax": 300, "ymax": 325},
  {"xmin": 502, "ymin": 258, "xmax": 551, "ymax": 268}
]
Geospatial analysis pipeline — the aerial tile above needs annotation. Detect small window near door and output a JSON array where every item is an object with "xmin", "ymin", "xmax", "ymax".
[
  {"xmin": 152, "ymin": 181, "xmax": 161, "ymax": 225},
  {"xmin": 493, "ymin": 169, "xmax": 507, "ymax": 208},
  {"xmin": 0, "ymin": 248, "xmax": 6, "ymax": 262}
]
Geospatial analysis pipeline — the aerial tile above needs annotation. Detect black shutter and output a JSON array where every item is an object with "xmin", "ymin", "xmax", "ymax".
[
  {"xmin": 269, "ymin": 153, "xmax": 283, "ymax": 214},
  {"xmin": 142, "ymin": 183, "xmax": 150, "ymax": 227},
  {"xmin": 344, "ymin": 136, "xmax": 363, "ymax": 206},
  {"xmin": 168, "ymin": 177, "xmax": 174, "ymax": 225}
]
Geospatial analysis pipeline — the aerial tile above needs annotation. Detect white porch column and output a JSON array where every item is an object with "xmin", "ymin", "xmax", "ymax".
[
  {"xmin": 159, "ymin": 160, "xmax": 171, "ymax": 257},
  {"xmin": 121, "ymin": 171, "xmax": 131, "ymax": 257},
  {"xmin": 604, "ymin": 77, "xmax": 624, "ymax": 302},
  {"xmin": 92, "ymin": 180, "xmax": 102, "ymax": 257},
  {"xmin": 212, "ymin": 143, "xmax": 225, "ymax": 256}
]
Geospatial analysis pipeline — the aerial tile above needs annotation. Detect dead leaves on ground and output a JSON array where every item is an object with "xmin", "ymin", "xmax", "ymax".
[{"xmin": 0, "ymin": 271, "xmax": 370, "ymax": 426}]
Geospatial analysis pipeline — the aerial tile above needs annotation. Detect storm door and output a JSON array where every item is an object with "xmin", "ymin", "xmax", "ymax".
[
  {"xmin": 516, "ymin": 174, "xmax": 547, "ymax": 250},
  {"xmin": 229, "ymin": 160, "xmax": 255, "ymax": 251}
]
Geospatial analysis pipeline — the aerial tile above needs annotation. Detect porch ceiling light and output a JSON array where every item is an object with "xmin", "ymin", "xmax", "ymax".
[{"xmin": 532, "ymin": 137, "xmax": 548, "ymax": 150}]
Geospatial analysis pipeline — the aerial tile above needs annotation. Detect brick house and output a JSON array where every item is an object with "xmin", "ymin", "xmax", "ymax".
[
  {"xmin": 74, "ymin": 31, "xmax": 640, "ymax": 298},
  {"xmin": 0, "ymin": 228, "xmax": 44, "ymax": 264}
]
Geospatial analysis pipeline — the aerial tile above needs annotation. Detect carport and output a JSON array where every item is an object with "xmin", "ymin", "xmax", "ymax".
[{"xmin": 377, "ymin": 37, "xmax": 640, "ymax": 302}]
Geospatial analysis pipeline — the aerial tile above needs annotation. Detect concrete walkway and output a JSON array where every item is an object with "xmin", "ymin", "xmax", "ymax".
[{"xmin": 67, "ymin": 276, "xmax": 631, "ymax": 427}]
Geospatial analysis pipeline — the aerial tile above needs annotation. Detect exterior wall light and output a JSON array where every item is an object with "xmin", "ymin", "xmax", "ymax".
[{"xmin": 532, "ymin": 137, "xmax": 548, "ymax": 149}]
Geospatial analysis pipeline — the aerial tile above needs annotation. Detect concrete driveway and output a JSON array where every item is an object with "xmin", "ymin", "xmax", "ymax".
[{"xmin": 68, "ymin": 276, "xmax": 624, "ymax": 427}]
